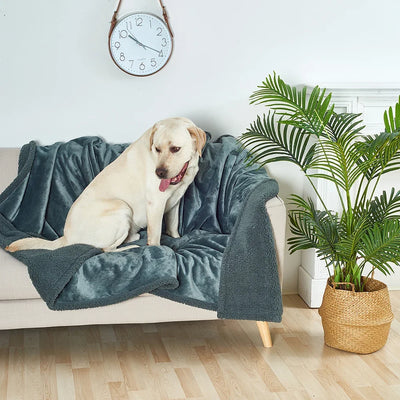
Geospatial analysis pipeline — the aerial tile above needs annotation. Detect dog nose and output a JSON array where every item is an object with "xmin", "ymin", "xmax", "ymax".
[{"xmin": 156, "ymin": 167, "xmax": 168, "ymax": 179}]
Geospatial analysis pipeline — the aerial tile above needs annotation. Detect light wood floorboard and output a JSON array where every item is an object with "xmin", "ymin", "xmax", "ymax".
[{"xmin": 1, "ymin": 293, "xmax": 400, "ymax": 399}]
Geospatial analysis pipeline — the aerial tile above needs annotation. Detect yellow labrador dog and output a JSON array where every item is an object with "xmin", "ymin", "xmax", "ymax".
[{"xmin": 6, "ymin": 117, "xmax": 206, "ymax": 252}]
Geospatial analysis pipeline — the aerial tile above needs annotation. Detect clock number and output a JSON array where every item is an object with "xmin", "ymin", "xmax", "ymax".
[
  {"xmin": 156, "ymin": 27, "xmax": 162, "ymax": 36},
  {"xmin": 119, "ymin": 30, "xmax": 127, "ymax": 39},
  {"xmin": 161, "ymin": 38, "xmax": 167, "ymax": 47},
  {"xmin": 129, "ymin": 60, "xmax": 134, "ymax": 68},
  {"xmin": 139, "ymin": 62, "xmax": 145, "ymax": 71},
  {"xmin": 136, "ymin": 17, "xmax": 143, "ymax": 27},
  {"xmin": 158, "ymin": 50, "xmax": 164, "ymax": 57},
  {"xmin": 120, "ymin": 52, "xmax": 125, "ymax": 62},
  {"xmin": 114, "ymin": 41, "xmax": 120, "ymax": 49},
  {"xmin": 151, "ymin": 58, "xmax": 157, "ymax": 67},
  {"xmin": 125, "ymin": 21, "xmax": 132, "ymax": 30}
]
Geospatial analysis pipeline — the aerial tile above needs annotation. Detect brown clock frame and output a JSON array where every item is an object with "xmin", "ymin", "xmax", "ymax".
[{"xmin": 108, "ymin": 0, "xmax": 174, "ymax": 77}]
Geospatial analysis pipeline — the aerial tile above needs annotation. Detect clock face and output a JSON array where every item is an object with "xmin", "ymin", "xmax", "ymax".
[{"xmin": 109, "ymin": 13, "xmax": 173, "ymax": 76}]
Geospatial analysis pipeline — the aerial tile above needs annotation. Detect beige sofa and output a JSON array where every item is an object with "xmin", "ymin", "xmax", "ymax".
[{"xmin": 0, "ymin": 148, "xmax": 286, "ymax": 347}]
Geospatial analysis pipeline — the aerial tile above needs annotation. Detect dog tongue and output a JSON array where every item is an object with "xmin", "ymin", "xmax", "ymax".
[{"xmin": 159, "ymin": 178, "xmax": 172, "ymax": 192}]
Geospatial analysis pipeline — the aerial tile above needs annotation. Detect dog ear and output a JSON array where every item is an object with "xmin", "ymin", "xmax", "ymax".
[
  {"xmin": 188, "ymin": 126, "xmax": 207, "ymax": 157},
  {"xmin": 149, "ymin": 124, "xmax": 157, "ymax": 151}
]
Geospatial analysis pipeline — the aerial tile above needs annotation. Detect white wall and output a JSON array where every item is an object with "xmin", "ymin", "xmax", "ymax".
[{"xmin": 1, "ymin": 0, "xmax": 400, "ymax": 294}]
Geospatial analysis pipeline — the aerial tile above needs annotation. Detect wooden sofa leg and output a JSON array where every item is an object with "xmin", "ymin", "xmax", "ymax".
[{"xmin": 256, "ymin": 321, "xmax": 272, "ymax": 348}]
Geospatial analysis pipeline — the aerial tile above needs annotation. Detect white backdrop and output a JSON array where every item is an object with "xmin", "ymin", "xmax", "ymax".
[{"xmin": 1, "ymin": 0, "xmax": 400, "ymax": 294}]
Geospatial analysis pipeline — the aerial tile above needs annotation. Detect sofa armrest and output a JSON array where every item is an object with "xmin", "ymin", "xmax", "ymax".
[
  {"xmin": 265, "ymin": 196, "xmax": 286, "ymax": 287},
  {"xmin": 0, "ymin": 148, "xmax": 20, "ymax": 193}
]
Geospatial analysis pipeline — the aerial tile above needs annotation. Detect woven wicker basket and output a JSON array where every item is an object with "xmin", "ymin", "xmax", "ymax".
[{"xmin": 318, "ymin": 277, "xmax": 394, "ymax": 354}]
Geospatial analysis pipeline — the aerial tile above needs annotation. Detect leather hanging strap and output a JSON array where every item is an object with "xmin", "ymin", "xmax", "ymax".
[
  {"xmin": 158, "ymin": 0, "xmax": 173, "ymax": 37},
  {"xmin": 109, "ymin": 0, "xmax": 123, "ymax": 37},
  {"xmin": 109, "ymin": 0, "xmax": 173, "ymax": 38}
]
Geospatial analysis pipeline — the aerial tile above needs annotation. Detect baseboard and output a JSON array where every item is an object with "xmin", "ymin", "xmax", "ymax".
[{"xmin": 298, "ymin": 266, "xmax": 327, "ymax": 308}]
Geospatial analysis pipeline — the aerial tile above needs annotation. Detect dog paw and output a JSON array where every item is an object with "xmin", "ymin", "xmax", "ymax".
[
  {"xmin": 166, "ymin": 231, "xmax": 180, "ymax": 239},
  {"xmin": 147, "ymin": 241, "xmax": 161, "ymax": 246},
  {"xmin": 126, "ymin": 233, "xmax": 140, "ymax": 242}
]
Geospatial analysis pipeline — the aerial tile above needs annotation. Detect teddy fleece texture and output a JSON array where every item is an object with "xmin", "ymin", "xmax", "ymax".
[{"xmin": 0, "ymin": 135, "xmax": 282, "ymax": 322}]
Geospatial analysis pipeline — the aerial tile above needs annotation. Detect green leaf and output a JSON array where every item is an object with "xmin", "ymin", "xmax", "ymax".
[
  {"xmin": 325, "ymin": 112, "xmax": 364, "ymax": 142},
  {"xmin": 384, "ymin": 95, "xmax": 400, "ymax": 133},
  {"xmin": 368, "ymin": 188, "xmax": 400, "ymax": 223},
  {"xmin": 249, "ymin": 72, "xmax": 334, "ymax": 137},
  {"xmin": 288, "ymin": 196, "xmax": 340, "ymax": 262},
  {"xmin": 239, "ymin": 113, "xmax": 316, "ymax": 171},
  {"xmin": 358, "ymin": 219, "xmax": 400, "ymax": 275},
  {"xmin": 356, "ymin": 131, "xmax": 400, "ymax": 180},
  {"xmin": 308, "ymin": 129, "xmax": 366, "ymax": 192}
]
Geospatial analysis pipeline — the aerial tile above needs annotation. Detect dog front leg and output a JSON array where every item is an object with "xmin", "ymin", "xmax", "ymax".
[
  {"xmin": 165, "ymin": 202, "xmax": 180, "ymax": 238},
  {"xmin": 146, "ymin": 199, "xmax": 167, "ymax": 246}
]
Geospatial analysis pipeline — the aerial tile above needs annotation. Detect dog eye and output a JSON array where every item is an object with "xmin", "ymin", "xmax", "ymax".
[
  {"xmin": 155, "ymin": 147, "xmax": 161, "ymax": 153},
  {"xmin": 170, "ymin": 146, "xmax": 181, "ymax": 153}
]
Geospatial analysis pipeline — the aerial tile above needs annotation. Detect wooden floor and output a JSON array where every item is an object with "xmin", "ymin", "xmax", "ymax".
[{"xmin": 1, "ymin": 293, "xmax": 400, "ymax": 400}]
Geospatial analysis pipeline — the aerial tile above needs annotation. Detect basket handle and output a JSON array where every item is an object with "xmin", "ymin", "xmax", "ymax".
[{"xmin": 331, "ymin": 281, "xmax": 356, "ymax": 292}]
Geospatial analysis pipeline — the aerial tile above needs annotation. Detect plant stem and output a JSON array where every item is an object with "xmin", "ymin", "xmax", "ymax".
[
  {"xmin": 304, "ymin": 175, "xmax": 331, "ymax": 215},
  {"xmin": 354, "ymin": 174, "xmax": 367, "ymax": 214},
  {"xmin": 317, "ymin": 139, "xmax": 347, "ymax": 215}
]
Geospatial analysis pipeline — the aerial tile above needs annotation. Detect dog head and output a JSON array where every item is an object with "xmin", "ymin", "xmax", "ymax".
[{"xmin": 149, "ymin": 117, "xmax": 206, "ymax": 191}]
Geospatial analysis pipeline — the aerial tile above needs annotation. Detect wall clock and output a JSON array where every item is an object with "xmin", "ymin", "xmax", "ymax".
[{"xmin": 108, "ymin": 0, "xmax": 173, "ymax": 77}]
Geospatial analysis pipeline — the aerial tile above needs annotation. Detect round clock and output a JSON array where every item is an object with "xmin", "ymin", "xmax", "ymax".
[{"xmin": 108, "ymin": 12, "xmax": 173, "ymax": 77}]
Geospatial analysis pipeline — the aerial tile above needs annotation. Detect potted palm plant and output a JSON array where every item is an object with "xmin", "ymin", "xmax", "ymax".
[{"xmin": 240, "ymin": 72, "xmax": 400, "ymax": 353}]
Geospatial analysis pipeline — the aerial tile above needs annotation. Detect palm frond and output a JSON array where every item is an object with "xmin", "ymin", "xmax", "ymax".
[
  {"xmin": 287, "ymin": 210, "xmax": 319, "ymax": 252},
  {"xmin": 239, "ymin": 113, "xmax": 316, "ymax": 171},
  {"xmin": 335, "ymin": 217, "xmax": 369, "ymax": 262},
  {"xmin": 355, "ymin": 131, "xmax": 400, "ymax": 180},
  {"xmin": 250, "ymin": 72, "xmax": 334, "ymax": 137},
  {"xmin": 308, "ymin": 129, "xmax": 365, "ymax": 192},
  {"xmin": 358, "ymin": 219, "xmax": 400, "ymax": 275},
  {"xmin": 325, "ymin": 112, "xmax": 365, "ymax": 142},
  {"xmin": 288, "ymin": 195, "xmax": 340, "ymax": 262},
  {"xmin": 368, "ymin": 188, "xmax": 400, "ymax": 223},
  {"xmin": 384, "ymin": 95, "xmax": 400, "ymax": 133}
]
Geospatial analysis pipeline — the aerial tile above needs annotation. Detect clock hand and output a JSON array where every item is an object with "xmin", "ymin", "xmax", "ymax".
[
  {"xmin": 127, "ymin": 30, "xmax": 162, "ymax": 55},
  {"xmin": 141, "ymin": 44, "xmax": 162, "ymax": 55},
  {"xmin": 128, "ymin": 33, "xmax": 147, "ymax": 50}
]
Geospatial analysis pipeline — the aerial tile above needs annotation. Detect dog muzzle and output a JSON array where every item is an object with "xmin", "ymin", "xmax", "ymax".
[{"xmin": 159, "ymin": 162, "xmax": 189, "ymax": 192}]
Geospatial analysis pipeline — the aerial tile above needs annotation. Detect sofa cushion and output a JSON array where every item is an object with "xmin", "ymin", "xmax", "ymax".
[{"xmin": 0, "ymin": 248, "xmax": 40, "ymax": 300}]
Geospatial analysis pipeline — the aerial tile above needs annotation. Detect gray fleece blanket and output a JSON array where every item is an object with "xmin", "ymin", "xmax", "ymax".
[{"xmin": 0, "ymin": 135, "xmax": 282, "ymax": 322}]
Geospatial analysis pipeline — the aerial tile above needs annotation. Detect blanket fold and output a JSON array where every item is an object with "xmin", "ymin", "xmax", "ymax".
[{"xmin": 0, "ymin": 135, "xmax": 282, "ymax": 322}]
